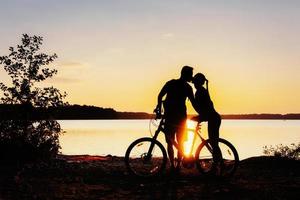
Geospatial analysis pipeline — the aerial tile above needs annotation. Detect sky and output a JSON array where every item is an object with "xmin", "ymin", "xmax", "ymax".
[{"xmin": 0, "ymin": 0, "xmax": 299, "ymax": 114}]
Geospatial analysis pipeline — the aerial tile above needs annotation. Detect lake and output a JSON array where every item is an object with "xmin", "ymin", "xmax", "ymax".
[{"xmin": 58, "ymin": 120, "xmax": 300, "ymax": 160}]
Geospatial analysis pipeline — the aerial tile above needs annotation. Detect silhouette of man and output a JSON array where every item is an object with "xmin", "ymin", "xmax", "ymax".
[{"xmin": 155, "ymin": 66, "xmax": 199, "ymax": 172}]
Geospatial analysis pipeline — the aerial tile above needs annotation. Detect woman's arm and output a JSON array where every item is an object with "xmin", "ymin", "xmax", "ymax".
[{"xmin": 187, "ymin": 86, "xmax": 201, "ymax": 114}]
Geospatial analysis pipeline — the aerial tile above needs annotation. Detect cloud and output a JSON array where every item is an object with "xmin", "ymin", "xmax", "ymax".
[
  {"xmin": 59, "ymin": 61, "xmax": 87, "ymax": 69},
  {"xmin": 47, "ymin": 76, "xmax": 81, "ymax": 84},
  {"xmin": 162, "ymin": 33, "xmax": 175, "ymax": 38}
]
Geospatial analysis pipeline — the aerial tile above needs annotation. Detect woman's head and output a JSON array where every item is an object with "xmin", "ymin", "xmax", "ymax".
[{"xmin": 193, "ymin": 73, "xmax": 207, "ymax": 87}]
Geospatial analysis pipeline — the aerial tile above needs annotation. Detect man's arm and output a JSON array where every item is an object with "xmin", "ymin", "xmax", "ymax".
[{"xmin": 155, "ymin": 83, "xmax": 168, "ymax": 112}]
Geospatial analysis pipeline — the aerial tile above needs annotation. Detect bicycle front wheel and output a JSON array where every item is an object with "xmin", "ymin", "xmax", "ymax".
[
  {"xmin": 125, "ymin": 137, "xmax": 167, "ymax": 178},
  {"xmin": 195, "ymin": 138, "xmax": 239, "ymax": 177}
]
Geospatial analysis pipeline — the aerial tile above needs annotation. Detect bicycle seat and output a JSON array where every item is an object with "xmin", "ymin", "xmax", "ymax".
[{"xmin": 190, "ymin": 115, "xmax": 204, "ymax": 123}]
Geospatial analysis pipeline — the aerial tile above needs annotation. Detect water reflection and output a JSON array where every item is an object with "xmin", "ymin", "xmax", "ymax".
[{"xmin": 59, "ymin": 120, "xmax": 300, "ymax": 160}]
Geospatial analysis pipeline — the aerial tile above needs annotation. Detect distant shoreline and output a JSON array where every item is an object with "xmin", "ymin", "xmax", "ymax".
[
  {"xmin": 54, "ymin": 117, "xmax": 300, "ymax": 120},
  {"xmin": 1, "ymin": 104, "xmax": 300, "ymax": 120}
]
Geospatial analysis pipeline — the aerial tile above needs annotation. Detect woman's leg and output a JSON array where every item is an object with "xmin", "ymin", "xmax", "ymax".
[{"xmin": 208, "ymin": 112, "xmax": 222, "ymax": 163}]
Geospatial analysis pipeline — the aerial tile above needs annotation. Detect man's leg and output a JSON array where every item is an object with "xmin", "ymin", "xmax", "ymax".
[
  {"xmin": 164, "ymin": 125, "xmax": 176, "ymax": 169},
  {"xmin": 167, "ymin": 140, "xmax": 175, "ymax": 169},
  {"xmin": 175, "ymin": 119, "xmax": 187, "ymax": 169}
]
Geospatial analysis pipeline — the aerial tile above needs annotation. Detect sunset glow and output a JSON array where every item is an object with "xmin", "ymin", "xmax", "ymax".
[
  {"xmin": 183, "ymin": 131, "xmax": 195, "ymax": 157},
  {"xmin": 1, "ymin": 1, "xmax": 300, "ymax": 114},
  {"xmin": 183, "ymin": 120, "xmax": 197, "ymax": 157},
  {"xmin": 0, "ymin": 1, "xmax": 299, "ymax": 199}
]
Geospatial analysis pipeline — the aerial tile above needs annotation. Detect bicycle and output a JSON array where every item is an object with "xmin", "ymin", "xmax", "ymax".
[{"xmin": 124, "ymin": 114, "xmax": 239, "ymax": 178}]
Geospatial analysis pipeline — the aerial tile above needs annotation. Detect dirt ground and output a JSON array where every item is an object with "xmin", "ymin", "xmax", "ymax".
[{"xmin": 0, "ymin": 155, "xmax": 299, "ymax": 199}]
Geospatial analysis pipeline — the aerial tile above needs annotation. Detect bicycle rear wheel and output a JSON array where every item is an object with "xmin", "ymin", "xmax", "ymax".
[
  {"xmin": 125, "ymin": 137, "xmax": 167, "ymax": 178},
  {"xmin": 195, "ymin": 138, "xmax": 239, "ymax": 177}
]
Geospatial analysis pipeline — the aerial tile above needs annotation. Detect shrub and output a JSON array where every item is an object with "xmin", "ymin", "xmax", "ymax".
[{"xmin": 263, "ymin": 143, "xmax": 300, "ymax": 160}]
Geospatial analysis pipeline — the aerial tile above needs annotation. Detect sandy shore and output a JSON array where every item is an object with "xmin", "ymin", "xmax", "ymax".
[{"xmin": 0, "ymin": 155, "xmax": 299, "ymax": 199}]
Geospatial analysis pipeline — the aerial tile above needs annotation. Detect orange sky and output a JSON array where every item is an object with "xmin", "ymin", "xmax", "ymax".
[{"xmin": 0, "ymin": 1, "xmax": 300, "ymax": 114}]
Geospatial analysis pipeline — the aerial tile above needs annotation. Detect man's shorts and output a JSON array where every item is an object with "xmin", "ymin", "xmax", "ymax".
[{"xmin": 163, "ymin": 117, "xmax": 186, "ymax": 144}]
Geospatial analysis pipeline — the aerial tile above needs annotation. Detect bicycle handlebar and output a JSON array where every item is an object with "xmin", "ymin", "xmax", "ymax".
[{"xmin": 153, "ymin": 108, "xmax": 163, "ymax": 119}]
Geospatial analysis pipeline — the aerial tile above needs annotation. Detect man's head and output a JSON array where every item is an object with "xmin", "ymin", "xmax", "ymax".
[{"xmin": 180, "ymin": 66, "xmax": 193, "ymax": 82}]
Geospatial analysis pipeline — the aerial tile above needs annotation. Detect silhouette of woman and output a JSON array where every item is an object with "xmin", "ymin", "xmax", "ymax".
[{"xmin": 192, "ymin": 73, "xmax": 222, "ymax": 167}]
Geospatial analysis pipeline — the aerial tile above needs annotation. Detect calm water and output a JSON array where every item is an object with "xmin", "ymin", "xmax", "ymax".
[{"xmin": 59, "ymin": 120, "xmax": 300, "ymax": 160}]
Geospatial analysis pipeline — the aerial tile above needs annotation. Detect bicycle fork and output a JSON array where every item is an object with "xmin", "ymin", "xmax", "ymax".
[{"xmin": 145, "ymin": 126, "xmax": 161, "ymax": 160}]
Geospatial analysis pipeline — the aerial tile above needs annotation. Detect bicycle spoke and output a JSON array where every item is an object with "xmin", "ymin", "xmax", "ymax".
[
  {"xmin": 195, "ymin": 138, "xmax": 239, "ymax": 177},
  {"xmin": 125, "ymin": 138, "xmax": 167, "ymax": 177}
]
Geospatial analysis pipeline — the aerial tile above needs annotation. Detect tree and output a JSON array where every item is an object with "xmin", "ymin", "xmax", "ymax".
[{"xmin": 0, "ymin": 34, "xmax": 67, "ymax": 161}]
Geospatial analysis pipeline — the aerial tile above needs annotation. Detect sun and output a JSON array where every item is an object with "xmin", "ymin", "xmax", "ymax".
[{"xmin": 183, "ymin": 119, "xmax": 197, "ymax": 157}]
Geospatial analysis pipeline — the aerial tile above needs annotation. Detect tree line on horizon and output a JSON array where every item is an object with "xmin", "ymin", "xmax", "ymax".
[
  {"xmin": 0, "ymin": 103, "xmax": 299, "ymax": 120},
  {"xmin": 0, "ymin": 104, "xmax": 149, "ymax": 119}
]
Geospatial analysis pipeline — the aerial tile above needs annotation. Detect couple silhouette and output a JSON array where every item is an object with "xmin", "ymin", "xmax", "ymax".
[{"xmin": 154, "ymin": 66, "xmax": 221, "ymax": 173}]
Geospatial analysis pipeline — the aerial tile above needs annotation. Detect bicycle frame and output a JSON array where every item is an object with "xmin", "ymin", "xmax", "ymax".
[
  {"xmin": 193, "ymin": 123, "xmax": 213, "ymax": 154},
  {"xmin": 147, "ymin": 117, "xmax": 213, "ymax": 159}
]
